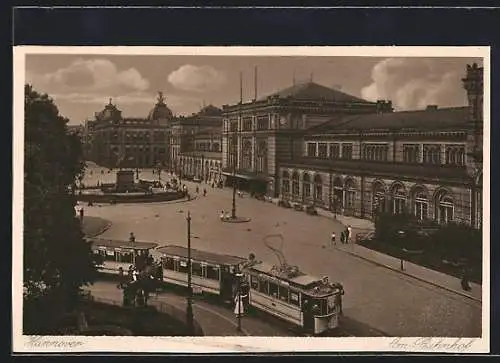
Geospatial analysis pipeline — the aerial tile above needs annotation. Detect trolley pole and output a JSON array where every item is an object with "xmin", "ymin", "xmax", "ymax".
[{"xmin": 186, "ymin": 211, "xmax": 194, "ymax": 334}]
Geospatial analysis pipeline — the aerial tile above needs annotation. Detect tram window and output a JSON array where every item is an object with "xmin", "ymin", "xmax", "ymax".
[
  {"xmin": 178, "ymin": 260, "xmax": 189, "ymax": 274},
  {"xmin": 289, "ymin": 290, "xmax": 300, "ymax": 306},
  {"xmin": 311, "ymin": 298, "xmax": 327, "ymax": 315},
  {"xmin": 119, "ymin": 252, "xmax": 133, "ymax": 264},
  {"xmin": 258, "ymin": 278, "xmax": 268, "ymax": 294},
  {"xmin": 192, "ymin": 262, "xmax": 203, "ymax": 277},
  {"xmin": 269, "ymin": 282, "xmax": 279, "ymax": 298},
  {"xmin": 206, "ymin": 266, "xmax": 220, "ymax": 280},
  {"xmin": 104, "ymin": 250, "xmax": 116, "ymax": 261},
  {"xmin": 163, "ymin": 257, "xmax": 175, "ymax": 270},
  {"xmin": 250, "ymin": 275, "xmax": 259, "ymax": 290},
  {"xmin": 278, "ymin": 285, "xmax": 289, "ymax": 302}
]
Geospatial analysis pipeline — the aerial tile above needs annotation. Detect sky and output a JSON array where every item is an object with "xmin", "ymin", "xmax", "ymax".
[{"xmin": 25, "ymin": 54, "xmax": 483, "ymax": 125}]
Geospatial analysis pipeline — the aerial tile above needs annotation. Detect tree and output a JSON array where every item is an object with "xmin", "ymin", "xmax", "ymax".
[{"xmin": 23, "ymin": 85, "xmax": 100, "ymax": 333}]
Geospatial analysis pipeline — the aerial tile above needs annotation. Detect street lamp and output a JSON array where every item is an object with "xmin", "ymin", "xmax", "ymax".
[
  {"xmin": 231, "ymin": 72, "xmax": 243, "ymax": 220},
  {"xmin": 186, "ymin": 211, "xmax": 194, "ymax": 334}
]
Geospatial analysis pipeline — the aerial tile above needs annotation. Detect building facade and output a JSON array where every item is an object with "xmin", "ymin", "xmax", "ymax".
[
  {"xmin": 87, "ymin": 92, "xmax": 173, "ymax": 168},
  {"xmin": 222, "ymin": 64, "xmax": 483, "ymax": 228},
  {"xmin": 173, "ymin": 105, "xmax": 224, "ymax": 183}
]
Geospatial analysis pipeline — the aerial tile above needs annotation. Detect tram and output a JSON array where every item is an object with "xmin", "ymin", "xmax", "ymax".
[
  {"xmin": 157, "ymin": 245, "xmax": 246, "ymax": 302},
  {"xmin": 157, "ymin": 245, "xmax": 343, "ymax": 335},
  {"xmin": 89, "ymin": 237, "xmax": 159, "ymax": 275}
]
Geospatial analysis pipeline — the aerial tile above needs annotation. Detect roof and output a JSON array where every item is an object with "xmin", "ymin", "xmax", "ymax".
[
  {"xmin": 260, "ymin": 81, "xmax": 370, "ymax": 104},
  {"xmin": 89, "ymin": 237, "xmax": 159, "ymax": 250},
  {"xmin": 310, "ymin": 106, "xmax": 469, "ymax": 133},
  {"xmin": 247, "ymin": 261, "xmax": 340, "ymax": 297},
  {"xmin": 157, "ymin": 245, "xmax": 247, "ymax": 266},
  {"xmin": 221, "ymin": 168, "xmax": 268, "ymax": 181}
]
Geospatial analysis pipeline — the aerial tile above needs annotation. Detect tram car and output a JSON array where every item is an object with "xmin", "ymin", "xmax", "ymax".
[
  {"xmin": 89, "ymin": 237, "xmax": 159, "ymax": 275},
  {"xmin": 157, "ymin": 245, "xmax": 247, "ymax": 303},
  {"xmin": 158, "ymin": 245, "xmax": 343, "ymax": 335}
]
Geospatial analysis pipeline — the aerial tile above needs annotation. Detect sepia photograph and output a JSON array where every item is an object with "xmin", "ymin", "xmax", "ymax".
[{"xmin": 12, "ymin": 46, "xmax": 490, "ymax": 353}]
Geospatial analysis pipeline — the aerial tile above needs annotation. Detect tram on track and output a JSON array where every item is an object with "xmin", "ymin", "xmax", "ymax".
[
  {"xmin": 89, "ymin": 238, "xmax": 344, "ymax": 335},
  {"xmin": 157, "ymin": 245, "xmax": 343, "ymax": 335},
  {"xmin": 89, "ymin": 238, "xmax": 159, "ymax": 275}
]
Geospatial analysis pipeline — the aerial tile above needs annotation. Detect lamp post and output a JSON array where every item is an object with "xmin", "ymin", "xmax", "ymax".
[
  {"xmin": 231, "ymin": 72, "xmax": 243, "ymax": 219},
  {"xmin": 186, "ymin": 211, "xmax": 194, "ymax": 334},
  {"xmin": 235, "ymin": 271, "xmax": 243, "ymax": 332}
]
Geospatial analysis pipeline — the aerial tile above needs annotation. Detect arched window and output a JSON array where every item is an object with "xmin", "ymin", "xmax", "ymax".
[
  {"xmin": 391, "ymin": 183, "xmax": 407, "ymax": 215},
  {"xmin": 313, "ymin": 174, "xmax": 322, "ymax": 202},
  {"xmin": 332, "ymin": 177, "xmax": 343, "ymax": 213},
  {"xmin": 302, "ymin": 173, "xmax": 311, "ymax": 199},
  {"xmin": 256, "ymin": 140, "xmax": 267, "ymax": 173},
  {"xmin": 372, "ymin": 181, "xmax": 386, "ymax": 215},
  {"xmin": 282, "ymin": 170, "xmax": 290, "ymax": 196},
  {"xmin": 242, "ymin": 140, "xmax": 252, "ymax": 170},
  {"xmin": 412, "ymin": 187, "xmax": 428, "ymax": 221},
  {"xmin": 292, "ymin": 171, "xmax": 300, "ymax": 200},
  {"xmin": 345, "ymin": 178, "xmax": 356, "ymax": 214},
  {"xmin": 435, "ymin": 190, "xmax": 454, "ymax": 224}
]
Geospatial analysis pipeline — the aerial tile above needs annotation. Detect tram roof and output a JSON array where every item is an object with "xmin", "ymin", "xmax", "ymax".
[
  {"xmin": 157, "ymin": 245, "xmax": 247, "ymax": 266},
  {"xmin": 248, "ymin": 261, "xmax": 319, "ymax": 287},
  {"xmin": 89, "ymin": 238, "xmax": 159, "ymax": 250}
]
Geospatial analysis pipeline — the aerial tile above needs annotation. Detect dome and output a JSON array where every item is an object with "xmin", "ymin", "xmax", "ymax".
[
  {"xmin": 198, "ymin": 104, "xmax": 222, "ymax": 116},
  {"xmin": 148, "ymin": 92, "xmax": 174, "ymax": 120},
  {"xmin": 96, "ymin": 98, "xmax": 122, "ymax": 121}
]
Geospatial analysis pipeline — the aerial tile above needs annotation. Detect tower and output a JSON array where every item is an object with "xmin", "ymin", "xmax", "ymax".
[{"xmin": 462, "ymin": 62, "xmax": 484, "ymax": 229}]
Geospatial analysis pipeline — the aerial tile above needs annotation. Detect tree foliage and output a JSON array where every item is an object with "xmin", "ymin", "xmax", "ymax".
[{"xmin": 23, "ymin": 85, "xmax": 99, "ymax": 332}]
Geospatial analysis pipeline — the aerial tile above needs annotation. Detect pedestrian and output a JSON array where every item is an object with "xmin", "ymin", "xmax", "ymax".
[
  {"xmin": 203, "ymin": 188, "xmax": 207, "ymax": 197},
  {"xmin": 196, "ymin": 186, "xmax": 199, "ymax": 194},
  {"xmin": 211, "ymin": 182, "xmax": 214, "ymax": 189},
  {"xmin": 331, "ymin": 231, "xmax": 336, "ymax": 247},
  {"xmin": 117, "ymin": 267, "xmax": 124, "ymax": 289},
  {"xmin": 234, "ymin": 293, "xmax": 245, "ymax": 317},
  {"xmin": 334, "ymin": 283, "xmax": 345, "ymax": 315},
  {"xmin": 461, "ymin": 266, "xmax": 472, "ymax": 291},
  {"xmin": 347, "ymin": 225, "xmax": 352, "ymax": 243},
  {"xmin": 220, "ymin": 210, "xmax": 225, "ymax": 221},
  {"xmin": 129, "ymin": 232, "xmax": 136, "ymax": 243},
  {"xmin": 340, "ymin": 230, "xmax": 345, "ymax": 244}
]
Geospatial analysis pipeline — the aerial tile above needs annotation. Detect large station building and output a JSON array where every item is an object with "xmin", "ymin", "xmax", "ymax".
[
  {"xmin": 85, "ymin": 63, "xmax": 483, "ymax": 228},
  {"xmin": 221, "ymin": 63, "xmax": 483, "ymax": 228}
]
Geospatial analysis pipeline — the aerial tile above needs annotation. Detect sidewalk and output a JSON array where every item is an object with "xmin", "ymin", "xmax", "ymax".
[
  {"xmin": 269, "ymin": 198, "xmax": 481, "ymax": 303},
  {"xmin": 335, "ymin": 242, "xmax": 482, "ymax": 303},
  {"xmin": 87, "ymin": 281, "xmax": 293, "ymax": 336}
]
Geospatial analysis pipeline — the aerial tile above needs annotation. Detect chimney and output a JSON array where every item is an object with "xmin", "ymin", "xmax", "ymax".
[{"xmin": 426, "ymin": 105, "xmax": 438, "ymax": 111}]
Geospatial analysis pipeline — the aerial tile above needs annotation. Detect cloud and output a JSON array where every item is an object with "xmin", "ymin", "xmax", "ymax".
[
  {"xmin": 361, "ymin": 58, "xmax": 470, "ymax": 110},
  {"xmin": 27, "ymin": 58, "xmax": 150, "ymax": 94},
  {"xmin": 168, "ymin": 64, "xmax": 226, "ymax": 92}
]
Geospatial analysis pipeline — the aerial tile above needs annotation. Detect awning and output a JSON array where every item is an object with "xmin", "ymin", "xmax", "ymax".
[{"xmin": 222, "ymin": 171, "xmax": 268, "ymax": 182}]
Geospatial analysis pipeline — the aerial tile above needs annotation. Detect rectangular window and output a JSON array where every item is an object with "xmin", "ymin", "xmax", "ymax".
[
  {"xmin": 257, "ymin": 117, "xmax": 268, "ymax": 130},
  {"xmin": 278, "ymin": 285, "xmax": 289, "ymax": 302},
  {"xmin": 230, "ymin": 121, "xmax": 238, "ymax": 132},
  {"xmin": 258, "ymin": 278, "xmax": 268, "ymax": 294},
  {"xmin": 307, "ymin": 143, "xmax": 317, "ymax": 157},
  {"xmin": 250, "ymin": 275, "xmax": 259, "ymax": 290},
  {"xmin": 242, "ymin": 118, "xmax": 253, "ymax": 131},
  {"xmin": 289, "ymin": 290, "xmax": 300, "ymax": 306},
  {"xmin": 178, "ymin": 259, "xmax": 189, "ymax": 274},
  {"xmin": 318, "ymin": 143, "xmax": 327, "ymax": 159},
  {"xmin": 269, "ymin": 282, "xmax": 279, "ymax": 298},
  {"xmin": 403, "ymin": 144, "xmax": 420, "ymax": 163},
  {"xmin": 206, "ymin": 265, "xmax": 220, "ymax": 280},
  {"xmin": 329, "ymin": 144, "xmax": 340, "ymax": 159},
  {"xmin": 342, "ymin": 144, "xmax": 353, "ymax": 160},
  {"xmin": 162, "ymin": 257, "xmax": 175, "ymax": 270},
  {"xmin": 192, "ymin": 262, "xmax": 203, "ymax": 277}
]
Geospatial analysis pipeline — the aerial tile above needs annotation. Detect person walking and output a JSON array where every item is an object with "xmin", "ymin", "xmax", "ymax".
[
  {"xmin": 196, "ymin": 186, "xmax": 199, "ymax": 194},
  {"xmin": 461, "ymin": 266, "xmax": 472, "ymax": 291},
  {"xmin": 340, "ymin": 230, "xmax": 345, "ymax": 244},
  {"xmin": 220, "ymin": 210, "xmax": 225, "ymax": 221},
  {"xmin": 330, "ymin": 231, "xmax": 336, "ymax": 247},
  {"xmin": 347, "ymin": 225, "xmax": 353, "ymax": 243},
  {"xmin": 234, "ymin": 292, "xmax": 245, "ymax": 317},
  {"xmin": 203, "ymin": 188, "xmax": 207, "ymax": 197}
]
